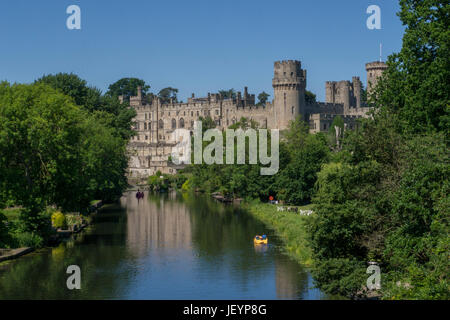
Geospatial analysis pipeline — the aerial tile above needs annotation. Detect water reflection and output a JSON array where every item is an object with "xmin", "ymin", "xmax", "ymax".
[{"xmin": 0, "ymin": 192, "xmax": 327, "ymax": 300}]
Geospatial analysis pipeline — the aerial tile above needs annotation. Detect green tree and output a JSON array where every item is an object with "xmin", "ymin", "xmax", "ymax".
[
  {"xmin": 275, "ymin": 133, "xmax": 329, "ymax": 205},
  {"xmin": 373, "ymin": 0, "xmax": 450, "ymax": 134},
  {"xmin": 36, "ymin": 73, "xmax": 102, "ymax": 112},
  {"xmin": 0, "ymin": 82, "xmax": 130, "ymax": 226},
  {"xmin": 257, "ymin": 91, "xmax": 270, "ymax": 105},
  {"xmin": 158, "ymin": 87, "xmax": 179, "ymax": 104},
  {"xmin": 218, "ymin": 89, "xmax": 236, "ymax": 100},
  {"xmin": 106, "ymin": 78, "xmax": 150, "ymax": 100},
  {"xmin": 305, "ymin": 90, "xmax": 317, "ymax": 104},
  {"xmin": 37, "ymin": 73, "xmax": 136, "ymax": 141}
]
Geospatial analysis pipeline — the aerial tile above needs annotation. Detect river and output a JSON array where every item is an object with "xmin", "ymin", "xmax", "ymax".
[{"xmin": 0, "ymin": 191, "xmax": 328, "ymax": 299}]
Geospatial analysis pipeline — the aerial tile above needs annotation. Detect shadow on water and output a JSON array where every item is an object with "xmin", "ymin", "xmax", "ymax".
[{"xmin": 0, "ymin": 191, "xmax": 328, "ymax": 299}]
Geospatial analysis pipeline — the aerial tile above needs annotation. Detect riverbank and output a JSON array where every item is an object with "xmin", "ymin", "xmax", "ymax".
[{"xmin": 244, "ymin": 201, "xmax": 315, "ymax": 267}]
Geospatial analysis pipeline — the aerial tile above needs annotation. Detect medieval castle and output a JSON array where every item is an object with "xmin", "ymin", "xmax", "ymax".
[{"xmin": 126, "ymin": 59, "xmax": 387, "ymax": 180}]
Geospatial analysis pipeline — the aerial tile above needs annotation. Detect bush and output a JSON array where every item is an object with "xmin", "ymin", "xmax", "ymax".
[
  {"xmin": 13, "ymin": 232, "xmax": 44, "ymax": 248},
  {"xmin": 51, "ymin": 211, "xmax": 67, "ymax": 229},
  {"xmin": 65, "ymin": 214, "xmax": 83, "ymax": 230},
  {"xmin": 181, "ymin": 179, "xmax": 192, "ymax": 192},
  {"xmin": 0, "ymin": 212, "xmax": 10, "ymax": 248}
]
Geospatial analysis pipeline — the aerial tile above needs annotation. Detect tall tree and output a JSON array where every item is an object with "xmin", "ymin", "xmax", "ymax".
[
  {"xmin": 374, "ymin": 0, "xmax": 450, "ymax": 134},
  {"xmin": 36, "ymin": 73, "xmax": 136, "ymax": 141},
  {"xmin": 305, "ymin": 90, "xmax": 317, "ymax": 104},
  {"xmin": 257, "ymin": 91, "xmax": 270, "ymax": 105},
  {"xmin": 218, "ymin": 89, "xmax": 236, "ymax": 100},
  {"xmin": 36, "ymin": 73, "xmax": 102, "ymax": 112},
  {"xmin": 106, "ymin": 78, "xmax": 150, "ymax": 100},
  {"xmin": 158, "ymin": 87, "xmax": 179, "ymax": 104}
]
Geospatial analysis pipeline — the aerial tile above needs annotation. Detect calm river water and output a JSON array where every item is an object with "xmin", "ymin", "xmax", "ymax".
[{"xmin": 0, "ymin": 192, "xmax": 328, "ymax": 299}]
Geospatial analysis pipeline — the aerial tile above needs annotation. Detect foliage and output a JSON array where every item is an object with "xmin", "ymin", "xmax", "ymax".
[
  {"xmin": 257, "ymin": 91, "xmax": 270, "ymax": 105},
  {"xmin": 0, "ymin": 81, "xmax": 130, "ymax": 239},
  {"xmin": 218, "ymin": 89, "xmax": 236, "ymax": 100},
  {"xmin": 305, "ymin": 90, "xmax": 317, "ymax": 104},
  {"xmin": 36, "ymin": 73, "xmax": 102, "ymax": 112},
  {"xmin": 372, "ymin": 0, "xmax": 450, "ymax": 134},
  {"xmin": 0, "ymin": 212, "xmax": 9, "ymax": 248},
  {"xmin": 13, "ymin": 232, "xmax": 44, "ymax": 248},
  {"xmin": 181, "ymin": 179, "xmax": 192, "ymax": 192},
  {"xmin": 51, "ymin": 211, "xmax": 67, "ymax": 229},
  {"xmin": 158, "ymin": 87, "xmax": 179, "ymax": 104},
  {"xmin": 275, "ymin": 133, "xmax": 329, "ymax": 205},
  {"xmin": 106, "ymin": 77, "xmax": 150, "ymax": 100},
  {"xmin": 36, "ymin": 73, "xmax": 136, "ymax": 141}
]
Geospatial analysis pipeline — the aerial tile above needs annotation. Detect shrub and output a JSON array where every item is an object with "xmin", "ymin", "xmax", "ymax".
[
  {"xmin": 0, "ymin": 212, "xmax": 10, "ymax": 248},
  {"xmin": 51, "ymin": 211, "xmax": 67, "ymax": 229},
  {"xmin": 13, "ymin": 232, "xmax": 44, "ymax": 248},
  {"xmin": 181, "ymin": 179, "xmax": 192, "ymax": 192}
]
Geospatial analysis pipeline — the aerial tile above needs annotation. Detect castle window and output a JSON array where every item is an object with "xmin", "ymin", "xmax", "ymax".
[
  {"xmin": 191, "ymin": 111, "xmax": 193, "ymax": 117},
  {"xmin": 323, "ymin": 123, "xmax": 327, "ymax": 130},
  {"xmin": 291, "ymin": 72, "xmax": 293, "ymax": 76},
  {"xmin": 171, "ymin": 118, "xmax": 176, "ymax": 129},
  {"xmin": 148, "ymin": 122, "xmax": 151, "ymax": 130},
  {"xmin": 145, "ymin": 113, "xmax": 147, "ymax": 120},
  {"xmin": 197, "ymin": 111, "xmax": 199, "ymax": 116},
  {"xmin": 145, "ymin": 136, "xmax": 148, "ymax": 140},
  {"xmin": 191, "ymin": 120, "xmax": 194, "ymax": 128},
  {"xmin": 215, "ymin": 110, "xmax": 219, "ymax": 115},
  {"xmin": 159, "ymin": 119, "xmax": 164, "ymax": 129},
  {"xmin": 179, "ymin": 118, "xmax": 185, "ymax": 128},
  {"xmin": 292, "ymin": 106, "xmax": 294, "ymax": 114}
]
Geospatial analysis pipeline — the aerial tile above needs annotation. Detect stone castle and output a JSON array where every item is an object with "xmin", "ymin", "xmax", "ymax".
[{"xmin": 126, "ymin": 59, "xmax": 387, "ymax": 181}]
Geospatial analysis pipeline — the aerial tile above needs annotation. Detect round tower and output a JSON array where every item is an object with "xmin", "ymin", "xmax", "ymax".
[
  {"xmin": 272, "ymin": 60, "xmax": 306, "ymax": 129},
  {"xmin": 365, "ymin": 61, "xmax": 388, "ymax": 94}
]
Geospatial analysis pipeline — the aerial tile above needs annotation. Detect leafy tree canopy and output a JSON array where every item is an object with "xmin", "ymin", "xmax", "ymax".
[
  {"xmin": 158, "ymin": 87, "xmax": 179, "ymax": 104},
  {"xmin": 106, "ymin": 78, "xmax": 150, "ymax": 100}
]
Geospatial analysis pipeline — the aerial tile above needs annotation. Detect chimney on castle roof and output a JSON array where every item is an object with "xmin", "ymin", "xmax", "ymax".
[
  {"xmin": 137, "ymin": 86, "xmax": 142, "ymax": 99},
  {"xmin": 244, "ymin": 87, "xmax": 248, "ymax": 107}
]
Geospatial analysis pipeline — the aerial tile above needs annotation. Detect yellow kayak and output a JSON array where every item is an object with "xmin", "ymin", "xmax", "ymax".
[{"xmin": 254, "ymin": 235, "xmax": 268, "ymax": 244}]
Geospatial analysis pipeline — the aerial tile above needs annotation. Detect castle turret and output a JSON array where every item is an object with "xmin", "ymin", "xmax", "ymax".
[
  {"xmin": 366, "ymin": 61, "xmax": 388, "ymax": 94},
  {"xmin": 352, "ymin": 76, "xmax": 362, "ymax": 109},
  {"xmin": 272, "ymin": 60, "xmax": 306, "ymax": 129}
]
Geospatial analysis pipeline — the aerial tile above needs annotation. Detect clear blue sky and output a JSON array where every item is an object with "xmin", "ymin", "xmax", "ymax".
[{"xmin": 0, "ymin": 0, "xmax": 404, "ymax": 101}]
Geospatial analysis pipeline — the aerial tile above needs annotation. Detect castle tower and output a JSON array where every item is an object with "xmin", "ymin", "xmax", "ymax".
[
  {"xmin": 366, "ymin": 61, "xmax": 388, "ymax": 95},
  {"xmin": 272, "ymin": 60, "xmax": 306, "ymax": 129},
  {"xmin": 352, "ymin": 76, "xmax": 362, "ymax": 109}
]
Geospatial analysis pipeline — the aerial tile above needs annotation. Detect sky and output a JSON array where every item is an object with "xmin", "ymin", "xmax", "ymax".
[{"xmin": 0, "ymin": 0, "xmax": 405, "ymax": 102}]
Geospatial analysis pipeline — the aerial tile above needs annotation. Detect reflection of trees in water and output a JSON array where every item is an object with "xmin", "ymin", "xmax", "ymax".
[
  {"xmin": 0, "ymin": 193, "xmax": 326, "ymax": 299},
  {"xmin": 274, "ymin": 255, "xmax": 309, "ymax": 299},
  {"xmin": 0, "ymin": 203, "xmax": 134, "ymax": 299}
]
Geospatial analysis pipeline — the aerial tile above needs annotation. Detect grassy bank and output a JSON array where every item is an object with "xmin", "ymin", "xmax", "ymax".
[{"xmin": 245, "ymin": 201, "xmax": 315, "ymax": 266}]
